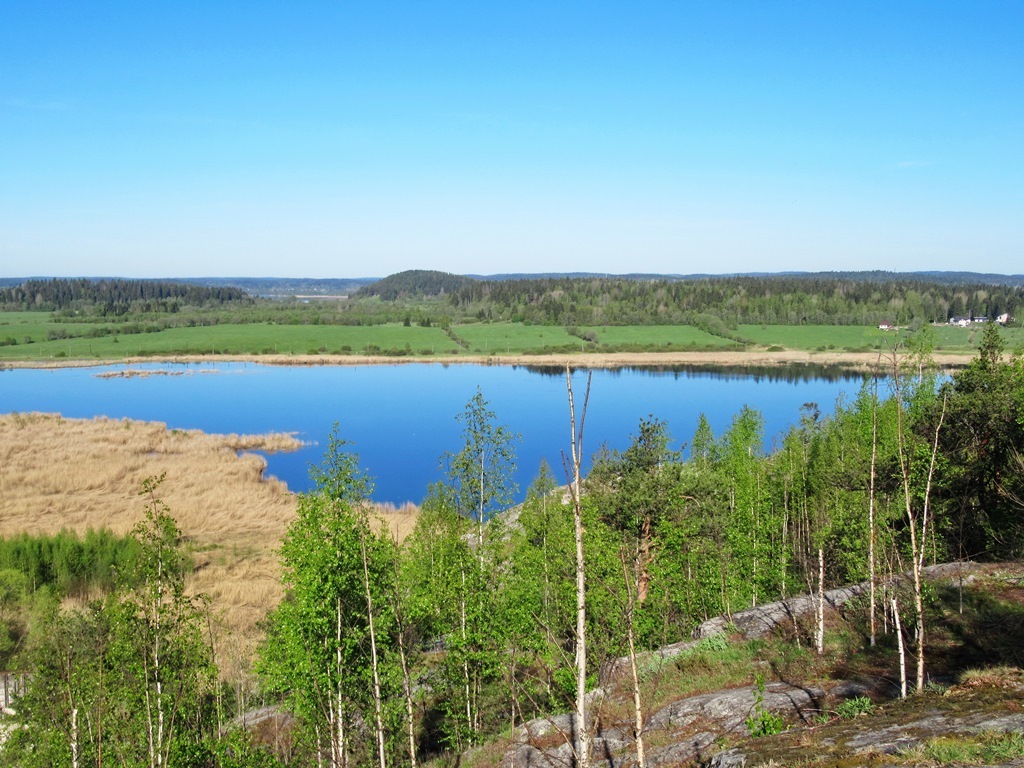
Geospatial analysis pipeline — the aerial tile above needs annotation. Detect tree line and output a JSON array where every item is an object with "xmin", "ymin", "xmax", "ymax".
[
  {"xmin": 7, "ymin": 273, "xmax": 1022, "ymax": 337},
  {"xmin": 352, "ymin": 269, "xmax": 1024, "ymax": 327},
  {"xmin": 4, "ymin": 326, "xmax": 1021, "ymax": 766},
  {"xmin": 0, "ymin": 278, "xmax": 250, "ymax": 313},
  {"xmin": 441, "ymin": 274, "xmax": 1024, "ymax": 327}
]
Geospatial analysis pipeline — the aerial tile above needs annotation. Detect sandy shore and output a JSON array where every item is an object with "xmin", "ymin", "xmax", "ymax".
[{"xmin": 0, "ymin": 348, "xmax": 977, "ymax": 372}]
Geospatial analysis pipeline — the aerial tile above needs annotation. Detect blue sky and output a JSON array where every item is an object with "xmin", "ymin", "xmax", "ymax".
[{"xmin": 2, "ymin": 1, "xmax": 1021, "ymax": 278}]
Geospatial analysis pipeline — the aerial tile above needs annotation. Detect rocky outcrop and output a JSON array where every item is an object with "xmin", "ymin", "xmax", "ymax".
[
  {"xmin": 500, "ymin": 682, "xmax": 823, "ymax": 767},
  {"xmin": 696, "ymin": 562, "xmax": 981, "ymax": 642},
  {"xmin": 602, "ymin": 561, "xmax": 983, "ymax": 685},
  {"xmin": 708, "ymin": 698, "xmax": 1024, "ymax": 767},
  {"xmin": 498, "ymin": 561, "xmax": 1003, "ymax": 768}
]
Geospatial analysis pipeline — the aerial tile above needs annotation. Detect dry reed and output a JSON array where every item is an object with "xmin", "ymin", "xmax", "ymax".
[{"xmin": 0, "ymin": 412, "xmax": 419, "ymax": 669}]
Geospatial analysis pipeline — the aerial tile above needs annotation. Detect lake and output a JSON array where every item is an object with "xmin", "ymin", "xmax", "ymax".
[{"xmin": 0, "ymin": 362, "xmax": 866, "ymax": 503}]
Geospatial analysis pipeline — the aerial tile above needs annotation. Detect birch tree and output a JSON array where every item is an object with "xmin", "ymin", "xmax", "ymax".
[
  {"xmin": 258, "ymin": 429, "xmax": 396, "ymax": 767},
  {"xmin": 564, "ymin": 367, "xmax": 592, "ymax": 768}
]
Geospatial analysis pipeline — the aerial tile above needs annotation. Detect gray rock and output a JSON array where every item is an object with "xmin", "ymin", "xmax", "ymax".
[
  {"xmin": 845, "ymin": 710, "xmax": 1024, "ymax": 755},
  {"xmin": 706, "ymin": 748, "xmax": 747, "ymax": 767},
  {"xmin": 647, "ymin": 682, "xmax": 823, "ymax": 735}
]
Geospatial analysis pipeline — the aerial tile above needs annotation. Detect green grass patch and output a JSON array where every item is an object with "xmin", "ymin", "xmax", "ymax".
[
  {"xmin": 582, "ymin": 324, "xmax": 738, "ymax": 348},
  {"xmin": 450, "ymin": 322, "xmax": 579, "ymax": 353},
  {"xmin": 737, "ymin": 325, "xmax": 896, "ymax": 350},
  {"xmin": 0, "ymin": 322, "xmax": 459, "ymax": 360},
  {"xmin": 737, "ymin": 323, "xmax": 1024, "ymax": 354},
  {"xmin": 899, "ymin": 731, "xmax": 1024, "ymax": 765},
  {"xmin": 928, "ymin": 324, "xmax": 1024, "ymax": 351}
]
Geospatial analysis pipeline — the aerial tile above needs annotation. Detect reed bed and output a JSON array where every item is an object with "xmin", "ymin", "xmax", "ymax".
[{"xmin": 0, "ymin": 412, "xmax": 419, "ymax": 666}]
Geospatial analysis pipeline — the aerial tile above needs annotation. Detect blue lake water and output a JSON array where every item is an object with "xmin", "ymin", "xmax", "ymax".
[{"xmin": 0, "ymin": 362, "xmax": 866, "ymax": 504}]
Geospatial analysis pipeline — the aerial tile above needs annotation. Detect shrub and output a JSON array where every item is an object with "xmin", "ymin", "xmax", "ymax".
[{"xmin": 746, "ymin": 674, "xmax": 786, "ymax": 737}]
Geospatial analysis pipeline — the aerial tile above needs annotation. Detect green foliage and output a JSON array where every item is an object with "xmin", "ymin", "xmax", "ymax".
[
  {"xmin": 0, "ymin": 277, "xmax": 249, "ymax": 312},
  {"xmin": 353, "ymin": 269, "xmax": 477, "ymax": 300},
  {"xmin": 933, "ymin": 324, "xmax": 1024, "ymax": 558},
  {"xmin": 0, "ymin": 528, "xmax": 142, "ymax": 597},
  {"xmin": 441, "ymin": 388, "xmax": 520, "ymax": 528},
  {"xmin": 257, "ymin": 430, "xmax": 408, "ymax": 765},
  {"xmin": 2, "ymin": 477, "xmax": 218, "ymax": 768},
  {"xmin": 746, "ymin": 675, "xmax": 785, "ymax": 737},
  {"xmin": 835, "ymin": 695, "xmax": 874, "ymax": 718}
]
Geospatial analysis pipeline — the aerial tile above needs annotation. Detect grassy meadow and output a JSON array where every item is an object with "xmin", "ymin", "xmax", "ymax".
[
  {"xmin": 0, "ymin": 319, "xmax": 461, "ymax": 361},
  {"xmin": 737, "ymin": 324, "xmax": 898, "ymax": 350},
  {"xmin": 449, "ymin": 322, "xmax": 580, "ymax": 352},
  {"xmin": 737, "ymin": 323, "xmax": 1024, "ymax": 352},
  {"xmin": 2, "ymin": 308, "xmax": 1020, "ymax": 363},
  {"xmin": 583, "ymin": 324, "xmax": 740, "ymax": 349}
]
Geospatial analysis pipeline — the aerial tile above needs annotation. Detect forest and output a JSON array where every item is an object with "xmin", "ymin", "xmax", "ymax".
[
  {"xmin": 1, "ymin": 324, "xmax": 1021, "ymax": 766},
  {"xmin": 0, "ymin": 278, "xmax": 250, "ymax": 314},
  {"xmin": 2, "ymin": 273, "xmax": 1023, "ymax": 331},
  {"xmin": 356, "ymin": 270, "xmax": 1024, "ymax": 328}
]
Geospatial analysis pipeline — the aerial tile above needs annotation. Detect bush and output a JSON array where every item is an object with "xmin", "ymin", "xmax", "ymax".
[
  {"xmin": 746, "ymin": 708, "xmax": 785, "ymax": 737},
  {"xmin": 746, "ymin": 673, "xmax": 786, "ymax": 737}
]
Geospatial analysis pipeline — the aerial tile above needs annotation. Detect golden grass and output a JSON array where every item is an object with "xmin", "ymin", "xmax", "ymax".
[{"xmin": 0, "ymin": 412, "xmax": 419, "ymax": 671}]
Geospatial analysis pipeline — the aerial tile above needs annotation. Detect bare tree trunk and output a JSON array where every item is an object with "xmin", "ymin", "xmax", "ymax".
[
  {"xmin": 893, "ymin": 346, "xmax": 946, "ymax": 692},
  {"xmin": 914, "ymin": 396, "xmax": 945, "ymax": 690},
  {"xmin": 892, "ymin": 595, "xmax": 907, "ymax": 698},
  {"xmin": 781, "ymin": 490, "xmax": 789, "ymax": 600},
  {"xmin": 360, "ymin": 532, "xmax": 388, "ymax": 768},
  {"xmin": 460, "ymin": 566, "xmax": 473, "ymax": 743},
  {"xmin": 334, "ymin": 596, "xmax": 348, "ymax": 768},
  {"xmin": 479, "ymin": 449, "xmax": 485, "ymax": 561},
  {"xmin": 565, "ymin": 367, "xmax": 592, "ymax": 768},
  {"xmin": 869, "ymin": 369, "xmax": 879, "ymax": 648},
  {"xmin": 97, "ymin": 638, "xmax": 104, "ymax": 768},
  {"xmin": 390, "ymin": 541, "xmax": 418, "ymax": 768},
  {"xmin": 816, "ymin": 545, "xmax": 825, "ymax": 655},
  {"xmin": 71, "ymin": 706, "xmax": 80, "ymax": 768},
  {"xmin": 622, "ymin": 552, "xmax": 647, "ymax": 768}
]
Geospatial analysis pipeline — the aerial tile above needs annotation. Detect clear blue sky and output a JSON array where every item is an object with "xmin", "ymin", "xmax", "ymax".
[{"xmin": 2, "ymin": 1, "xmax": 1021, "ymax": 278}]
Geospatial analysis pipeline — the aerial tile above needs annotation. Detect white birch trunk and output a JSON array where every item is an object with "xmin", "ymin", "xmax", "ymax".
[
  {"xmin": 566, "ymin": 367, "xmax": 592, "ymax": 768},
  {"xmin": 360, "ymin": 532, "xmax": 388, "ymax": 768},
  {"xmin": 71, "ymin": 706, "xmax": 80, "ymax": 768},
  {"xmin": 460, "ymin": 567, "xmax": 473, "ymax": 742},
  {"xmin": 892, "ymin": 596, "xmax": 907, "ymax": 698},
  {"xmin": 623, "ymin": 555, "xmax": 647, "ymax": 768},
  {"xmin": 391, "ymin": 551, "xmax": 418, "ymax": 768},
  {"xmin": 816, "ymin": 545, "xmax": 825, "ymax": 655},
  {"xmin": 869, "ymin": 375, "xmax": 878, "ymax": 647}
]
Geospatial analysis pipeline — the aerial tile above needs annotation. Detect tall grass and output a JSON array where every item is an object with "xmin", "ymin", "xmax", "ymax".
[{"xmin": 0, "ymin": 412, "xmax": 420, "ymax": 665}]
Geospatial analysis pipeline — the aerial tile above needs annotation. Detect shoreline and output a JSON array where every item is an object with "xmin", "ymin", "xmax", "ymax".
[{"xmin": 0, "ymin": 348, "xmax": 978, "ymax": 372}]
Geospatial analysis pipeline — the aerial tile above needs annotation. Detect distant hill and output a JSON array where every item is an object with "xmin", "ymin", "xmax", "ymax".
[{"xmin": 352, "ymin": 270, "xmax": 478, "ymax": 300}]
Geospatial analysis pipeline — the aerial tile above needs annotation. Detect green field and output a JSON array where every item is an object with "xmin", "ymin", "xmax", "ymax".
[
  {"xmin": 737, "ymin": 324, "xmax": 898, "ymax": 350},
  {"xmin": 0, "ymin": 321, "xmax": 460, "ymax": 361},
  {"xmin": 450, "ymin": 323, "xmax": 579, "ymax": 353},
  {"xmin": 450, "ymin": 322, "xmax": 741, "ymax": 353},
  {"xmin": 738, "ymin": 323, "xmax": 1024, "ymax": 352},
  {"xmin": 2, "ymin": 311, "xmax": 1020, "ymax": 363},
  {"xmin": 0, "ymin": 311, "xmax": 119, "ymax": 343},
  {"xmin": 583, "ymin": 325, "xmax": 738, "ymax": 349}
]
